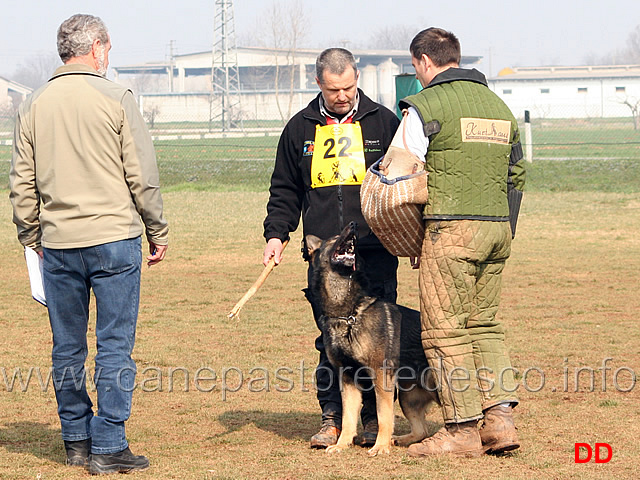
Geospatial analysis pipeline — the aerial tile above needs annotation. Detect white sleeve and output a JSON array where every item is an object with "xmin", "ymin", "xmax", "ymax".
[{"xmin": 389, "ymin": 107, "xmax": 429, "ymax": 160}]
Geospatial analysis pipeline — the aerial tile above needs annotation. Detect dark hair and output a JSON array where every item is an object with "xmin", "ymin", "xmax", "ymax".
[
  {"xmin": 57, "ymin": 14, "xmax": 108, "ymax": 63},
  {"xmin": 315, "ymin": 48, "xmax": 358, "ymax": 83},
  {"xmin": 410, "ymin": 27, "xmax": 460, "ymax": 67}
]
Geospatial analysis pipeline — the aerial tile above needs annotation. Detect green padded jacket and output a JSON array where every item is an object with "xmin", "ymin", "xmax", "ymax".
[{"xmin": 399, "ymin": 68, "xmax": 525, "ymax": 226}]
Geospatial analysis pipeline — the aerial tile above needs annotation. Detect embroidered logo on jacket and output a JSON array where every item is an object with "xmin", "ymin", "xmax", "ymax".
[
  {"xmin": 303, "ymin": 141, "xmax": 315, "ymax": 156},
  {"xmin": 460, "ymin": 118, "xmax": 511, "ymax": 145},
  {"xmin": 364, "ymin": 138, "xmax": 382, "ymax": 153}
]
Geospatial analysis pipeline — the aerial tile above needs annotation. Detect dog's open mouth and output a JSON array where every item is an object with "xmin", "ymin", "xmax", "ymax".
[{"xmin": 331, "ymin": 223, "xmax": 357, "ymax": 271}]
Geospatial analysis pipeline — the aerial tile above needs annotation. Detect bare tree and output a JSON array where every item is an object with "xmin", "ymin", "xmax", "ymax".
[
  {"xmin": 586, "ymin": 24, "xmax": 640, "ymax": 65},
  {"xmin": 618, "ymin": 95, "xmax": 640, "ymax": 130},
  {"xmin": 130, "ymin": 74, "xmax": 162, "ymax": 96},
  {"xmin": 367, "ymin": 25, "xmax": 420, "ymax": 50},
  {"xmin": 11, "ymin": 53, "xmax": 61, "ymax": 89},
  {"xmin": 625, "ymin": 24, "xmax": 640, "ymax": 63},
  {"xmin": 255, "ymin": 0, "xmax": 309, "ymax": 124},
  {"xmin": 143, "ymin": 105, "xmax": 161, "ymax": 129}
]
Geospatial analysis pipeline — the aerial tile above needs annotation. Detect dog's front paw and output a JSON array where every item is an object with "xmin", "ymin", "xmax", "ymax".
[
  {"xmin": 367, "ymin": 442, "xmax": 391, "ymax": 456},
  {"xmin": 392, "ymin": 433, "xmax": 422, "ymax": 447},
  {"xmin": 325, "ymin": 444, "xmax": 349, "ymax": 455}
]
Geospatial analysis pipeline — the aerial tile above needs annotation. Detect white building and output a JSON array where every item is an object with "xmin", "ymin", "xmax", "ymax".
[
  {"xmin": 489, "ymin": 65, "xmax": 640, "ymax": 120},
  {"xmin": 112, "ymin": 46, "xmax": 480, "ymax": 124},
  {"xmin": 0, "ymin": 76, "xmax": 32, "ymax": 112}
]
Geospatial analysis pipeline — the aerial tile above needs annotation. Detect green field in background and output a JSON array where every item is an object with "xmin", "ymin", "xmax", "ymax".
[
  {"xmin": 529, "ymin": 118, "xmax": 640, "ymax": 159},
  {"xmin": 2, "ymin": 119, "xmax": 639, "ymax": 192}
]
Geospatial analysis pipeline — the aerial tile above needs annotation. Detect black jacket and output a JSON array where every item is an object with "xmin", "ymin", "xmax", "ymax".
[{"xmin": 264, "ymin": 90, "xmax": 400, "ymax": 253}]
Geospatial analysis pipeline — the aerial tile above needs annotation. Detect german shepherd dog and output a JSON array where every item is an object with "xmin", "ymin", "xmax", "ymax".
[{"xmin": 305, "ymin": 222, "xmax": 440, "ymax": 456}]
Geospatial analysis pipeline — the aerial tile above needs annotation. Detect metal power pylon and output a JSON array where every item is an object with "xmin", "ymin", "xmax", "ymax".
[{"xmin": 211, "ymin": 0, "xmax": 243, "ymax": 131}]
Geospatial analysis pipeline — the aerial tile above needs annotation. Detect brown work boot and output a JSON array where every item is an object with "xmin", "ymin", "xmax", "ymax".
[
  {"xmin": 356, "ymin": 419, "xmax": 378, "ymax": 447},
  {"xmin": 480, "ymin": 404, "xmax": 520, "ymax": 455},
  {"xmin": 407, "ymin": 421, "xmax": 483, "ymax": 458},
  {"xmin": 310, "ymin": 424, "xmax": 341, "ymax": 449}
]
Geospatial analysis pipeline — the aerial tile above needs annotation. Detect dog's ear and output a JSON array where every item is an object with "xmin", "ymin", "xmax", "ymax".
[{"xmin": 305, "ymin": 235, "xmax": 322, "ymax": 256}]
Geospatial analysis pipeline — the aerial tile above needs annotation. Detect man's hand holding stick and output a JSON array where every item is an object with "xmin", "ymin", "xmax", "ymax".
[{"xmin": 228, "ymin": 239, "xmax": 289, "ymax": 319}]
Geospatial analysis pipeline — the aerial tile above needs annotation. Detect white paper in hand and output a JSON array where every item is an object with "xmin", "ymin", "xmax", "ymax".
[{"xmin": 25, "ymin": 247, "xmax": 46, "ymax": 306}]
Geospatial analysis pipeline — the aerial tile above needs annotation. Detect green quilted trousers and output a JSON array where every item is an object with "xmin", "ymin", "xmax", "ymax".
[{"xmin": 419, "ymin": 219, "xmax": 519, "ymax": 423}]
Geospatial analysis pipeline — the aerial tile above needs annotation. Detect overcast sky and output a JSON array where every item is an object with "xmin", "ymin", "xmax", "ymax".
[{"xmin": 1, "ymin": 0, "xmax": 638, "ymax": 80}]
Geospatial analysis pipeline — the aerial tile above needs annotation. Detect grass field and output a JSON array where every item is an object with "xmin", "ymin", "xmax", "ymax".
[
  {"xmin": 530, "ymin": 119, "xmax": 640, "ymax": 160},
  {"xmin": 1, "ymin": 155, "xmax": 640, "ymax": 478},
  {"xmin": 2, "ymin": 116, "xmax": 640, "ymax": 162},
  {"xmin": 4, "ymin": 154, "xmax": 640, "ymax": 194}
]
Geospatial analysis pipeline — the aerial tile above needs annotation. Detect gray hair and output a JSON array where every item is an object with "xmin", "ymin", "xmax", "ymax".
[
  {"xmin": 57, "ymin": 14, "xmax": 109, "ymax": 63},
  {"xmin": 315, "ymin": 48, "xmax": 358, "ymax": 83}
]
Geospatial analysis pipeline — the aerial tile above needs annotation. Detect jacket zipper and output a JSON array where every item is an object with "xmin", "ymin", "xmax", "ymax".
[{"xmin": 337, "ymin": 185, "xmax": 344, "ymax": 230}]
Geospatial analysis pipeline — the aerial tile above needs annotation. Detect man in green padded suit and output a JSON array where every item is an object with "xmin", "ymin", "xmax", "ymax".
[{"xmin": 389, "ymin": 27, "xmax": 525, "ymax": 458}]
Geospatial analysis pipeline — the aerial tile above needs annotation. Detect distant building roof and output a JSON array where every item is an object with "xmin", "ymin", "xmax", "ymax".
[
  {"xmin": 492, "ymin": 64, "xmax": 640, "ymax": 81},
  {"xmin": 0, "ymin": 76, "xmax": 32, "ymax": 96},
  {"xmin": 113, "ymin": 46, "xmax": 481, "ymax": 74},
  {"xmin": 171, "ymin": 46, "xmax": 482, "ymax": 66}
]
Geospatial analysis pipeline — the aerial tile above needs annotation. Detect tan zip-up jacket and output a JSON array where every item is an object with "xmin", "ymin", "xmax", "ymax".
[{"xmin": 10, "ymin": 64, "xmax": 168, "ymax": 250}]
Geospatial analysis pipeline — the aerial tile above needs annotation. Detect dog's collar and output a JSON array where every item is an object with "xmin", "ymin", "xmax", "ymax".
[
  {"xmin": 324, "ymin": 314, "xmax": 358, "ymax": 325},
  {"xmin": 321, "ymin": 297, "xmax": 377, "ymax": 326}
]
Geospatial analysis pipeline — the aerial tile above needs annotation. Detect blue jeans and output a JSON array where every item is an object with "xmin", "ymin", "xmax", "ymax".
[{"xmin": 43, "ymin": 237, "xmax": 142, "ymax": 454}]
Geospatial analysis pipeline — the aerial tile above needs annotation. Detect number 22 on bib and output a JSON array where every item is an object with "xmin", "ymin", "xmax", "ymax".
[{"xmin": 310, "ymin": 123, "xmax": 366, "ymax": 188}]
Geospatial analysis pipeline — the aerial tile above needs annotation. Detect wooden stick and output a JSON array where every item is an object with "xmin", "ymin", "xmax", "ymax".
[{"xmin": 228, "ymin": 240, "xmax": 289, "ymax": 319}]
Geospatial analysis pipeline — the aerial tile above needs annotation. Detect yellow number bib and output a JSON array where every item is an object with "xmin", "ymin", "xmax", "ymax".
[{"xmin": 310, "ymin": 123, "xmax": 366, "ymax": 188}]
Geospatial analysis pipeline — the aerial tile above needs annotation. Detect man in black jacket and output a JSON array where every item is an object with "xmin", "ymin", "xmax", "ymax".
[{"xmin": 262, "ymin": 48, "xmax": 400, "ymax": 449}]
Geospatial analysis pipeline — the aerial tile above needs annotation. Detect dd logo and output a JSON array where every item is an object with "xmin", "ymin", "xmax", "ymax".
[{"xmin": 574, "ymin": 443, "xmax": 612, "ymax": 463}]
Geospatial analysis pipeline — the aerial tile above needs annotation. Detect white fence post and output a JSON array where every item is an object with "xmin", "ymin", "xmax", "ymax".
[{"xmin": 524, "ymin": 110, "xmax": 533, "ymax": 162}]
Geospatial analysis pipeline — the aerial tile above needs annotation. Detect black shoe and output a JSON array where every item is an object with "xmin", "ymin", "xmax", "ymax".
[
  {"xmin": 64, "ymin": 439, "xmax": 91, "ymax": 467},
  {"xmin": 357, "ymin": 420, "xmax": 378, "ymax": 447},
  {"xmin": 89, "ymin": 447, "xmax": 149, "ymax": 475}
]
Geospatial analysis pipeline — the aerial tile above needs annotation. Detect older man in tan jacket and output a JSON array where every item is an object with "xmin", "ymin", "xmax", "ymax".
[{"xmin": 9, "ymin": 14, "xmax": 167, "ymax": 475}]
